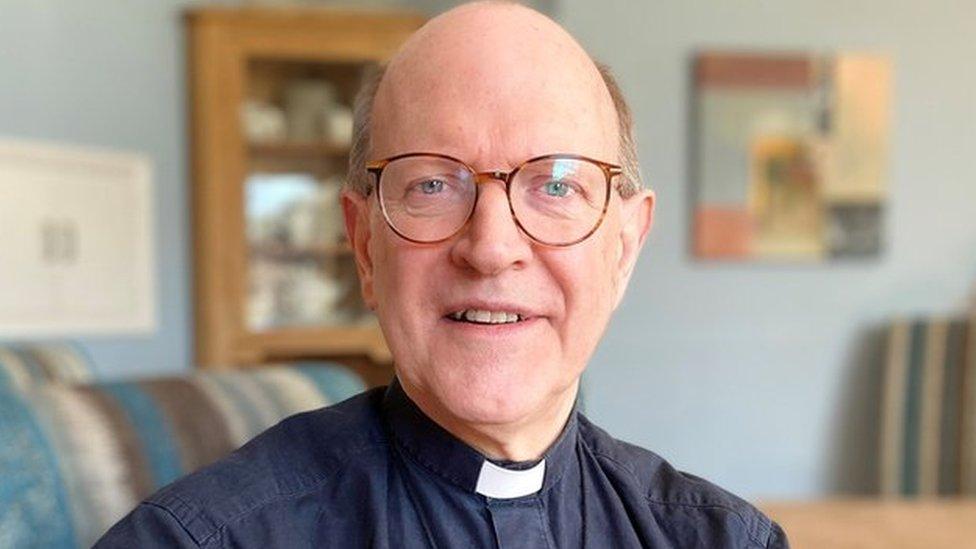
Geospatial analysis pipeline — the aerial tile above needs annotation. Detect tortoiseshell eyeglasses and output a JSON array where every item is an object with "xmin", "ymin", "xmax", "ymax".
[{"xmin": 365, "ymin": 153, "xmax": 623, "ymax": 247}]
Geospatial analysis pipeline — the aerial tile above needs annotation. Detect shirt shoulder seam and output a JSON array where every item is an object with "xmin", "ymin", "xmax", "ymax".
[
  {"xmin": 643, "ymin": 498, "xmax": 768, "ymax": 548},
  {"xmin": 141, "ymin": 500, "xmax": 204, "ymax": 548},
  {"xmin": 583, "ymin": 441, "xmax": 768, "ymax": 548},
  {"xmin": 155, "ymin": 440, "xmax": 389, "ymax": 546}
]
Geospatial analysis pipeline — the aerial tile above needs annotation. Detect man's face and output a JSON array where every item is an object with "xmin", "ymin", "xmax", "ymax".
[{"xmin": 343, "ymin": 5, "xmax": 652, "ymax": 431}]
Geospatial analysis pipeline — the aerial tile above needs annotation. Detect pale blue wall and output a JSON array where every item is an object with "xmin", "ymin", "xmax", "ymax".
[
  {"xmin": 559, "ymin": 0, "xmax": 976, "ymax": 498},
  {"xmin": 0, "ymin": 0, "xmax": 195, "ymax": 379},
  {"xmin": 1, "ymin": 0, "xmax": 974, "ymax": 499}
]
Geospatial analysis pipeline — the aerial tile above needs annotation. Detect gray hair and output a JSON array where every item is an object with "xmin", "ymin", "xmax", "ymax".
[{"xmin": 346, "ymin": 62, "xmax": 642, "ymax": 198}]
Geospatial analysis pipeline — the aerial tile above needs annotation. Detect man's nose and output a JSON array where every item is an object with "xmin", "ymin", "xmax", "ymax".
[{"xmin": 449, "ymin": 179, "xmax": 532, "ymax": 275}]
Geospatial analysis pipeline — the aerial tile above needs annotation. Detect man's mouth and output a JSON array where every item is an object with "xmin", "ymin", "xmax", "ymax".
[{"xmin": 446, "ymin": 309, "xmax": 526, "ymax": 325}]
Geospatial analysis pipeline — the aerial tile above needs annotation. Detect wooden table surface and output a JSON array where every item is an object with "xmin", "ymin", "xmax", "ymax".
[{"xmin": 759, "ymin": 499, "xmax": 976, "ymax": 549}]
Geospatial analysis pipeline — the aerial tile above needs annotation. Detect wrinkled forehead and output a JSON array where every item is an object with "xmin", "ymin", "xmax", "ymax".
[{"xmin": 370, "ymin": 4, "xmax": 617, "ymax": 167}]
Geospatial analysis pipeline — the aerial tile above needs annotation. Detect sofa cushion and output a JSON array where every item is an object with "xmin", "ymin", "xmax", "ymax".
[
  {"xmin": 0, "ymin": 342, "xmax": 93, "ymax": 391},
  {"xmin": 0, "ymin": 362, "xmax": 366, "ymax": 548}
]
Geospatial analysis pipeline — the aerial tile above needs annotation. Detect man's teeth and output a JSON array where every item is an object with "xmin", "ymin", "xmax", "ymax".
[{"xmin": 449, "ymin": 309, "xmax": 524, "ymax": 324}]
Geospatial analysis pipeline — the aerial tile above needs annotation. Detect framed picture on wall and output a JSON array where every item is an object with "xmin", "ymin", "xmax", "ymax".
[{"xmin": 691, "ymin": 51, "xmax": 892, "ymax": 262}]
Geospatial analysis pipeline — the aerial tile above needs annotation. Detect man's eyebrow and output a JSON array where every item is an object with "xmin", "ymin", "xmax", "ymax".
[{"xmin": 346, "ymin": 60, "xmax": 644, "ymax": 199}]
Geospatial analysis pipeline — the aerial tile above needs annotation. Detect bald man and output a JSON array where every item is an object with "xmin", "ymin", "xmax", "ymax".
[{"xmin": 97, "ymin": 2, "xmax": 788, "ymax": 547}]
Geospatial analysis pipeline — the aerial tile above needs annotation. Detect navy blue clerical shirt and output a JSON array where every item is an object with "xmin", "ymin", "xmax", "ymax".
[{"xmin": 96, "ymin": 380, "xmax": 789, "ymax": 548}]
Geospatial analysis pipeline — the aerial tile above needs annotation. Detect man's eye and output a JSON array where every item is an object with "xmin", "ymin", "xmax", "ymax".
[
  {"xmin": 419, "ymin": 179, "xmax": 445, "ymax": 194},
  {"xmin": 543, "ymin": 180, "xmax": 572, "ymax": 198}
]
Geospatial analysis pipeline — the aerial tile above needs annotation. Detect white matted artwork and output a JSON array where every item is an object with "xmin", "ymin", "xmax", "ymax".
[{"xmin": 0, "ymin": 138, "xmax": 156, "ymax": 335}]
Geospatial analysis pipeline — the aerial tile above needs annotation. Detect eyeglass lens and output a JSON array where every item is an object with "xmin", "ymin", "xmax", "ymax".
[{"xmin": 377, "ymin": 155, "xmax": 608, "ymax": 245}]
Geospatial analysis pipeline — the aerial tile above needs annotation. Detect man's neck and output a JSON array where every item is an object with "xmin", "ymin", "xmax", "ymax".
[{"xmin": 398, "ymin": 378, "xmax": 579, "ymax": 462}]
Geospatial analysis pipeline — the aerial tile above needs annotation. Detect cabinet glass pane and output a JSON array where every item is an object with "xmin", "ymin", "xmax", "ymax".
[{"xmin": 242, "ymin": 58, "xmax": 372, "ymax": 331}]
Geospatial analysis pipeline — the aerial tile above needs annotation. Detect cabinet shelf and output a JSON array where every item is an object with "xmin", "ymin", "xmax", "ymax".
[
  {"xmin": 249, "ymin": 242, "xmax": 353, "ymax": 262},
  {"xmin": 251, "ymin": 325, "xmax": 388, "ymax": 361},
  {"xmin": 248, "ymin": 141, "xmax": 350, "ymax": 160}
]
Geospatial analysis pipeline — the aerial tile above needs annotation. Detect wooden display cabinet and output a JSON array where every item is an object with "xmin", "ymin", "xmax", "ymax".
[{"xmin": 185, "ymin": 7, "xmax": 423, "ymax": 383}]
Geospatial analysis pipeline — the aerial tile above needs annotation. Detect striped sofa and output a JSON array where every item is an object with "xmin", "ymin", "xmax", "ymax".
[
  {"xmin": 0, "ymin": 355, "xmax": 367, "ymax": 548},
  {"xmin": 0, "ymin": 342, "xmax": 94, "ymax": 391},
  {"xmin": 880, "ymin": 315, "xmax": 976, "ymax": 496}
]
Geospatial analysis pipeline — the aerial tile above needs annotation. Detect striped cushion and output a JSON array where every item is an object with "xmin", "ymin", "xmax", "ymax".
[
  {"xmin": 0, "ymin": 363, "xmax": 366, "ymax": 548},
  {"xmin": 0, "ymin": 342, "xmax": 93, "ymax": 391},
  {"xmin": 880, "ymin": 317, "xmax": 976, "ymax": 496}
]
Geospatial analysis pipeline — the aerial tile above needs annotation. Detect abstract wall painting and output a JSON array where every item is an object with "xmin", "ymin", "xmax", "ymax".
[{"xmin": 692, "ymin": 51, "xmax": 892, "ymax": 262}]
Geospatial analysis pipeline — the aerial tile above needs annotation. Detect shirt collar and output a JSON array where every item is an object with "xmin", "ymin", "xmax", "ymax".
[{"xmin": 381, "ymin": 377, "xmax": 579, "ymax": 499}]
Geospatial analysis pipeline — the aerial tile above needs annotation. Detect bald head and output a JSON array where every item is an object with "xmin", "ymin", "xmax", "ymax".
[{"xmin": 348, "ymin": 1, "xmax": 641, "ymax": 196}]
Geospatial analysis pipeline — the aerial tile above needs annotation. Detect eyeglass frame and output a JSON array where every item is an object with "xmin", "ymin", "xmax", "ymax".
[{"xmin": 364, "ymin": 152, "xmax": 624, "ymax": 248}]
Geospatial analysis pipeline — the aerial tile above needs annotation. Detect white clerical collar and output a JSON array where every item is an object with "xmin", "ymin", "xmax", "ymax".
[{"xmin": 475, "ymin": 459, "xmax": 546, "ymax": 499}]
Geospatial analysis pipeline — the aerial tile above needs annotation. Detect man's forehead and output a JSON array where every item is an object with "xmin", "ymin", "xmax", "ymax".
[{"xmin": 370, "ymin": 1, "xmax": 617, "ymax": 163}]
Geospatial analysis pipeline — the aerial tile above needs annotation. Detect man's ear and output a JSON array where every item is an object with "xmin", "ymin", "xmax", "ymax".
[
  {"xmin": 612, "ymin": 188, "xmax": 655, "ymax": 310},
  {"xmin": 341, "ymin": 189, "xmax": 377, "ymax": 310}
]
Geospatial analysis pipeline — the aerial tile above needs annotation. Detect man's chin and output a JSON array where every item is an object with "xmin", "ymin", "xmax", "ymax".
[
  {"xmin": 445, "ymin": 394, "xmax": 535, "ymax": 427},
  {"xmin": 398, "ymin": 353, "xmax": 567, "ymax": 429},
  {"xmin": 432, "ymin": 378, "xmax": 555, "ymax": 429}
]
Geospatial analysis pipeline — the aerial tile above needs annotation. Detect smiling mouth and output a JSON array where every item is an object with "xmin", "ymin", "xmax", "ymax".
[{"xmin": 446, "ymin": 309, "xmax": 526, "ymax": 325}]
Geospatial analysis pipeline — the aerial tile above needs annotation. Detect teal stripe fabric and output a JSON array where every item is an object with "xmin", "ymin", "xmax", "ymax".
[
  {"xmin": 0, "ymin": 388, "xmax": 76, "ymax": 548},
  {"xmin": 295, "ymin": 362, "xmax": 370, "ymax": 404},
  {"xmin": 882, "ymin": 317, "xmax": 973, "ymax": 497},
  {"xmin": 16, "ymin": 350, "xmax": 46, "ymax": 380},
  {"xmin": 900, "ymin": 321, "xmax": 926, "ymax": 495},
  {"xmin": 0, "ymin": 342, "xmax": 93, "ymax": 390},
  {"xmin": 101, "ymin": 382, "xmax": 185, "ymax": 487},
  {"xmin": 209, "ymin": 374, "xmax": 268, "ymax": 438},
  {"xmin": 0, "ymin": 361, "xmax": 13, "ymax": 392},
  {"xmin": 249, "ymin": 372, "xmax": 295, "ymax": 419}
]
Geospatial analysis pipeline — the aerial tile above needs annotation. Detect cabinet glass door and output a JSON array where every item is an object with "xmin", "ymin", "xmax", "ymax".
[{"xmin": 242, "ymin": 58, "xmax": 372, "ymax": 331}]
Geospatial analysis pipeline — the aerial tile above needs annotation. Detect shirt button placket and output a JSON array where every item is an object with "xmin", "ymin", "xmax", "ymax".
[{"xmin": 486, "ymin": 499, "xmax": 554, "ymax": 549}]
